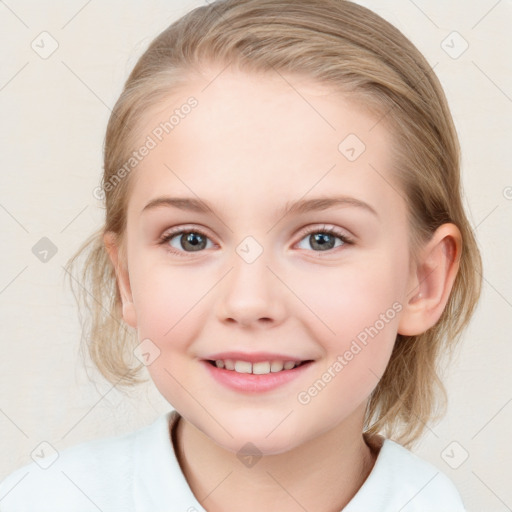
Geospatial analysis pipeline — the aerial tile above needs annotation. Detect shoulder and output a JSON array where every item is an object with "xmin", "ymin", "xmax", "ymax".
[
  {"xmin": 0, "ymin": 416, "xmax": 164, "ymax": 512},
  {"xmin": 346, "ymin": 435, "xmax": 467, "ymax": 512},
  {"xmin": 382, "ymin": 439, "xmax": 467, "ymax": 510}
]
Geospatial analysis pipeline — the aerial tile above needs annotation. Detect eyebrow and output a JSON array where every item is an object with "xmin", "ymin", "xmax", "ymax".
[{"xmin": 141, "ymin": 195, "xmax": 379, "ymax": 218}]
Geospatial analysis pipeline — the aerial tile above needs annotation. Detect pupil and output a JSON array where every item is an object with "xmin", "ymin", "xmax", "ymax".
[
  {"xmin": 312, "ymin": 233, "xmax": 334, "ymax": 251},
  {"xmin": 183, "ymin": 232, "xmax": 206, "ymax": 251}
]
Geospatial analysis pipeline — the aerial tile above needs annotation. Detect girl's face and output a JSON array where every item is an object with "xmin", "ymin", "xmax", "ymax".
[{"xmin": 112, "ymin": 68, "xmax": 416, "ymax": 454}]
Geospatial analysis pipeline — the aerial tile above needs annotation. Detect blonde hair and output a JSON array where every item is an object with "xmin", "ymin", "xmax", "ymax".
[{"xmin": 66, "ymin": 0, "xmax": 482, "ymax": 448}]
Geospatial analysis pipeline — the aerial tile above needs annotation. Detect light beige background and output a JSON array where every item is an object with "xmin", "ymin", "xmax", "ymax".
[{"xmin": 0, "ymin": 1, "xmax": 510, "ymax": 510}]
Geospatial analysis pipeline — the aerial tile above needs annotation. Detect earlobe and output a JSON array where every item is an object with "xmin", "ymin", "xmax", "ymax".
[
  {"xmin": 397, "ymin": 223, "xmax": 462, "ymax": 336},
  {"xmin": 103, "ymin": 231, "xmax": 137, "ymax": 329}
]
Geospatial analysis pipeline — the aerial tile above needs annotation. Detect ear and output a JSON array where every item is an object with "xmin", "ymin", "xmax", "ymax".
[
  {"xmin": 398, "ymin": 223, "xmax": 462, "ymax": 336},
  {"xmin": 103, "ymin": 231, "xmax": 137, "ymax": 329}
]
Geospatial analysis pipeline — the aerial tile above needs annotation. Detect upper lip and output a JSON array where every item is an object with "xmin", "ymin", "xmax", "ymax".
[{"xmin": 203, "ymin": 351, "xmax": 313, "ymax": 364}]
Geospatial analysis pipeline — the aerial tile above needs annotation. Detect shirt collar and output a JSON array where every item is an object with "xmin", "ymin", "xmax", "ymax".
[
  {"xmin": 133, "ymin": 410, "xmax": 207, "ymax": 511},
  {"xmin": 131, "ymin": 410, "xmax": 445, "ymax": 512}
]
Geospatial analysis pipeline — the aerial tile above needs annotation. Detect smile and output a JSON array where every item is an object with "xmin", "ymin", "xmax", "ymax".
[
  {"xmin": 208, "ymin": 359, "xmax": 311, "ymax": 374},
  {"xmin": 203, "ymin": 359, "xmax": 315, "ymax": 393}
]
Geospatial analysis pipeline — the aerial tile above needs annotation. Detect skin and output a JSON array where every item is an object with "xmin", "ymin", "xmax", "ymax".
[{"xmin": 104, "ymin": 66, "xmax": 461, "ymax": 512}]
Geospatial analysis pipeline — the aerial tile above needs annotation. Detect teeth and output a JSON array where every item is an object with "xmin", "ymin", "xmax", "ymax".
[
  {"xmin": 254, "ymin": 362, "xmax": 272, "ymax": 374},
  {"xmin": 270, "ymin": 361, "xmax": 283, "ymax": 373},
  {"xmin": 234, "ymin": 360, "xmax": 252, "ymax": 373},
  {"xmin": 214, "ymin": 359, "xmax": 302, "ymax": 374}
]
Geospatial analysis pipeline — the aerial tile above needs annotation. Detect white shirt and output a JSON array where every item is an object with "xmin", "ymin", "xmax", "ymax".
[{"xmin": 0, "ymin": 410, "xmax": 467, "ymax": 511}]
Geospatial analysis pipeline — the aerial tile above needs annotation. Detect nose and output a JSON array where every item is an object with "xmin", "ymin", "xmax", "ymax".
[{"xmin": 216, "ymin": 252, "xmax": 287, "ymax": 329}]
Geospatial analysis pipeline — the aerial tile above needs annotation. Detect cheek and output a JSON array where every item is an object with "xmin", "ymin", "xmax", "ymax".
[
  {"xmin": 129, "ymin": 260, "xmax": 210, "ymax": 403},
  {"xmin": 291, "ymin": 252, "xmax": 405, "ymax": 382},
  {"xmin": 130, "ymin": 257, "xmax": 206, "ymax": 337},
  {"xmin": 295, "ymin": 255, "xmax": 404, "ymax": 335},
  {"xmin": 292, "ymin": 265, "xmax": 403, "ymax": 420}
]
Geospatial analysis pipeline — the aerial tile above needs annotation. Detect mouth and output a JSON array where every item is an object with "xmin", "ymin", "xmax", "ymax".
[
  {"xmin": 204, "ymin": 359, "xmax": 314, "ymax": 375},
  {"xmin": 202, "ymin": 358, "xmax": 315, "ymax": 393}
]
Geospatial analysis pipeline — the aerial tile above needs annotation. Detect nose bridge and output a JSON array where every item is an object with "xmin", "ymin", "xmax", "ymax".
[{"xmin": 216, "ymin": 237, "xmax": 286, "ymax": 327}]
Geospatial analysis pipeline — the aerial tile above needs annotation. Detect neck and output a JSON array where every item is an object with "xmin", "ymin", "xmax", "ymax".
[{"xmin": 172, "ymin": 404, "xmax": 379, "ymax": 512}]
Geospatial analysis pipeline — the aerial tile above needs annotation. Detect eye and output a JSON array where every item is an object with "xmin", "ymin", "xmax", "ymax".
[
  {"xmin": 158, "ymin": 227, "xmax": 215, "ymax": 257},
  {"xmin": 158, "ymin": 224, "xmax": 353, "ymax": 257},
  {"xmin": 295, "ymin": 225, "xmax": 353, "ymax": 254}
]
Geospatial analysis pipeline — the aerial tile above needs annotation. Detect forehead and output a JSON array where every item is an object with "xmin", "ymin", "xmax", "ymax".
[{"xmin": 126, "ymin": 67, "xmax": 402, "ymax": 219}]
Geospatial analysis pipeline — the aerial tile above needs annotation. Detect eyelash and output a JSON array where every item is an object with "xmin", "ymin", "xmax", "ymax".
[{"xmin": 157, "ymin": 225, "xmax": 354, "ymax": 258}]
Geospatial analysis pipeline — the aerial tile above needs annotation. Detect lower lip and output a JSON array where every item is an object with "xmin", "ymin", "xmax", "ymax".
[{"xmin": 202, "ymin": 360, "xmax": 314, "ymax": 393}]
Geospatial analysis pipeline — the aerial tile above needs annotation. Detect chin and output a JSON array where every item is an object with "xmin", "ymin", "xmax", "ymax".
[
  {"xmin": 216, "ymin": 433, "xmax": 299, "ymax": 457},
  {"xmin": 194, "ymin": 413, "xmax": 298, "ymax": 455}
]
